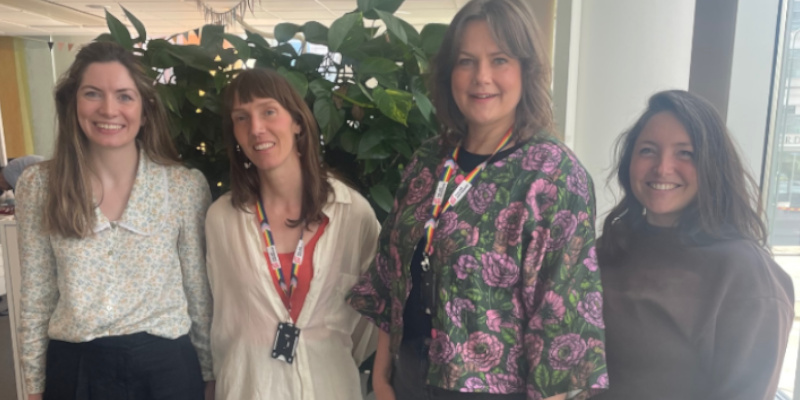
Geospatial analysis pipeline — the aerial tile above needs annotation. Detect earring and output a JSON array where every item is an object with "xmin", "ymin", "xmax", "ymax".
[
  {"xmin": 236, "ymin": 144, "xmax": 241, "ymax": 152},
  {"xmin": 244, "ymin": 161, "xmax": 251, "ymax": 169}
]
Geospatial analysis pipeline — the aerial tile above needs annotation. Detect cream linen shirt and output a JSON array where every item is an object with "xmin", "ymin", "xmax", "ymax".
[
  {"xmin": 206, "ymin": 178, "xmax": 379, "ymax": 400},
  {"xmin": 15, "ymin": 154, "xmax": 214, "ymax": 394}
]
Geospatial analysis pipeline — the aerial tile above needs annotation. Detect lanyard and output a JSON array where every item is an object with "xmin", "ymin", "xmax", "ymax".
[
  {"xmin": 423, "ymin": 127, "xmax": 513, "ymax": 255},
  {"xmin": 255, "ymin": 199, "xmax": 304, "ymax": 304}
]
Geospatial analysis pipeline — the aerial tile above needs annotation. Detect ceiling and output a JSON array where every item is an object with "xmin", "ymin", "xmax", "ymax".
[{"xmin": 0, "ymin": 0, "xmax": 462, "ymax": 38}]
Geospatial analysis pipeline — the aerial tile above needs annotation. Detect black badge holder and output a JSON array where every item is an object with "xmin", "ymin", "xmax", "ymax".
[{"xmin": 272, "ymin": 322, "xmax": 301, "ymax": 364}]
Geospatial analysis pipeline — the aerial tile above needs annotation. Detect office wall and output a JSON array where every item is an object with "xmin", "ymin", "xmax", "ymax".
[
  {"xmin": 568, "ymin": 0, "xmax": 697, "ymax": 224},
  {"xmin": 0, "ymin": 37, "xmax": 32, "ymax": 160}
]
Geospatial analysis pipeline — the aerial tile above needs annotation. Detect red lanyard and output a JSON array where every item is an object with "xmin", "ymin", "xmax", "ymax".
[
  {"xmin": 423, "ymin": 128, "xmax": 514, "ymax": 255},
  {"xmin": 255, "ymin": 199, "xmax": 304, "ymax": 304}
]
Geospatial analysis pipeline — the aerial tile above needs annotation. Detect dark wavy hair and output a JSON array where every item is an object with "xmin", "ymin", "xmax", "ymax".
[
  {"xmin": 222, "ymin": 68, "xmax": 332, "ymax": 228},
  {"xmin": 600, "ymin": 90, "xmax": 767, "ymax": 255},
  {"xmin": 46, "ymin": 41, "xmax": 179, "ymax": 238},
  {"xmin": 431, "ymin": 0, "xmax": 554, "ymax": 147}
]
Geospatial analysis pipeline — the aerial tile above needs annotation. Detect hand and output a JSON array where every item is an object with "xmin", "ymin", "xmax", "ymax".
[
  {"xmin": 204, "ymin": 381, "xmax": 215, "ymax": 400},
  {"xmin": 28, "ymin": 394, "xmax": 43, "ymax": 400}
]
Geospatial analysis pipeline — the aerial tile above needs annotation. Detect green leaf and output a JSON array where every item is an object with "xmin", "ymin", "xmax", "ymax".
[
  {"xmin": 357, "ymin": 0, "xmax": 372, "ymax": 13},
  {"xmin": 358, "ymin": 57, "xmax": 400, "ymax": 75},
  {"xmin": 274, "ymin": 42, "xmax": 298, "ymax": 58},
  {"xmin": 398, "ymin": 18, "xmax": 421, "ymax": 47},
  {"xmin": 328, "ymin": 12, "xmax": 363, "ymax": 52},
  {"xmin": 534, "ymin": 365, "xmax": 551, "ymax": 387},
  {"xmin": 357, "ymin": 128, "xmax": 386, "ymax": 155},
  {"xmin": 200, "ymin": 24, "xmax": 225, "ymax": 51},
  {"xmin": 411, "ymin": 77, "xmax": 434, "ymax": 123},
  {"xmin": 275, "ymin": 23, "xmax": 300, "ymax": 43},
  {"xmin": 186, "ymin": 89, "xmax": 206, "ymax": 108},
  {"xmin": 169, "ymin": 45, "xmax": 219, "ymax": 71},
  {"xmin": 297, "ymin": 53, "xmax": 325, "ymax": 71},
  {"xmin": 277, "ymin": 67, "xmax": 309, "ymax": 97},
  {"xmin": 95, "ymin": 33, "xmax": 115, "ymax": 43},
  {"xmin": 313, "ymin": 98, "xmax": 344, "ymax": 141},
  {"xmin": 214, "ymin": 69, "xmax": 229, "ymax": 93},
  {"xmin": 121, "ymin": 6, "xmax": 146, "ymax": 43},
  {"xmin": 387, "ymin": 138, "xmax": 412, "ymax": 158},
  {"xmin": 337, "ymin": 127, "xmax": 360, "ymax": 153},
  {"xmin": 360, "ymin": 0, "xmax": 405, "ymax": 20},
  {"xmin": 357, "ymin": 144, "xmax": 391, "ymax": 160},
  {"xmin": 500, "ymin": 327, "xmax": 517, "ymax": 343},
  {"xmin": 309, "ymin": 78, "xmax": 335, "ymax": 98},
  {"xmin": 373, "ymin": 87, "xmax": 413, "ymax": 126},
  {"xmin": 245, "ymin": 30, "xmax": 271, "ymax": 49},
  {"xmin": 301, "ymin": 21, "xmax": 329, "ymax": 44},
  {"xmin": 376, "ymin": 10, "xmax": 407, "ymax": 45},
  {"xmin": 155, "ymin": 84, "xmax": 181, "ymax": 115},
  {"xmin": 222, "ymin": 34, "xmax": 251, "ymax": 61},
  {"xmin": 420, "ymin": 23, "xmax": 448, "ymax": 56},
  {"xmin": 369, "ymin": 184, "xmax": 394, "ymax": 212},
  {"xmin": 551, "ymin": 370, "xmax": 569, "ymax": 385},
  {"xmin": 465, "ymin": 288, "xmax": 482, "ymax": 301},
  {"xmin": 105, "ymin": 10, "xmax": 133, "ymax": 50}
]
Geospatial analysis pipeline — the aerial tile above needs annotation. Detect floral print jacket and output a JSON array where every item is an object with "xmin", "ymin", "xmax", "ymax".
[{"xmin": 347, "ymin": 136, "xmax": 608, "ymax": 399}]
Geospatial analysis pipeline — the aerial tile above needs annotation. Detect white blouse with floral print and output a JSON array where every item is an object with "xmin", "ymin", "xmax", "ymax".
[{"xmin": 15, "ymin": 153, "xmax": 214, "ymax": 394}]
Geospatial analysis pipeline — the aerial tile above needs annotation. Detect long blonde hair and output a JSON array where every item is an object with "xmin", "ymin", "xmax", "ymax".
[{"xmin": 45, "ymin": 41, "xmax": 180, "ymax": 238}]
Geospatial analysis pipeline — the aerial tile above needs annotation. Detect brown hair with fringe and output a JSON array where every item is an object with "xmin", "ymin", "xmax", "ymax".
[
  {"xmin": 431, "ymin": 0, "xmax": 554, "ymax": 147},
  {"xmin": 45, "ymin": 41, "xmax": 180, "ymax": 238},
  {"xmin": 222, "ymin": 68, "xmax": 332, "ymax": 228},
  {"xmin": 599, "ymin": 90, "xmax": 767, "ymax": 256}
]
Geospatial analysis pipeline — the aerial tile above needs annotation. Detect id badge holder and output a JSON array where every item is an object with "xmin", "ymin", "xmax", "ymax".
[{"xmin": 272, "ymin": 322, "xmax": 301, "ymax": 364}]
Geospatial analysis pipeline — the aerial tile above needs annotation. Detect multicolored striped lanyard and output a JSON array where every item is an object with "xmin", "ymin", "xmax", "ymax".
[
  {"xmin": 255, "ymin": 199, "xmax": 304, "ymax": 303},
  {"xmin": 423, "ymin": 127, "xmax": 513, "ymax": 256}
]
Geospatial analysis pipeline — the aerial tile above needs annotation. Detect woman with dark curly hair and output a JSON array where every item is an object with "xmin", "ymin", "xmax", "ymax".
[{"xmin": 596, "ymin": 90, "xmax": 794, "ymax": 400}]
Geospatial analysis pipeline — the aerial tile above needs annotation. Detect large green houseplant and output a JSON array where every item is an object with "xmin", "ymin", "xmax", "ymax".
[{"xmin": 97, "ymin": 0, "xmax": 446, "ymax": 219}]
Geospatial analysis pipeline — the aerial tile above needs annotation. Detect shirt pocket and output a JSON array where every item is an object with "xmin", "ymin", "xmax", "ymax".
[{"xmin": 323, "ymin": 272, "xmax": 361, "ymax": 333}]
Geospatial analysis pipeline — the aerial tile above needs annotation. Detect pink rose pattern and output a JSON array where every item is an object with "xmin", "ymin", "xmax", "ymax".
[
  {"xmin": 462, "ymin": 332, "xmax": 504, "ymax": 372},
  {"xmin": 429, "ymin": 330, "xmax": 458, "ymax": 364},
  {"xmin": 404, "ymin": 167, "xmax": 433, "ymax": 205},
  {"xmin": 578, "ymin": 292, "xmax": 605, "ymax": 328},
  {"xmin": 495, "ymin": 202, "xmax": 529, "ymax": 246},
  {"xmin": 527, "ymin": 179, "xmax": 558, "ymax": 221},
  {"xmin": 446, "ymin": 298, "xmax": 476, "ymax": 328},
  {"xmin": 347, "ymin": 138, "xmax": 607, "ymax": 396},
  {"xmin": 481, "ymin": 252, "xmax": 520, "ymax": 288},
  {"xmin": 454, "ymin": 254, "xmax": 479, "ymax": 280}
]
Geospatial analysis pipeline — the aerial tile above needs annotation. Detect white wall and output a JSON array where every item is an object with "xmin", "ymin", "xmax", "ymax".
[{"xmin": 569, "ymin": 0, "xmax": 697, "ymax": 225}]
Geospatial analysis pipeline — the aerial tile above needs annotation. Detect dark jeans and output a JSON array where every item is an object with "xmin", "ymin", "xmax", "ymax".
[
  {"xmin": 43, "ymin": 332, "xmax": 204, "ymax": 400},
  {"xmin": 393, "ymin": 338, "xmax": 526, "ymax": 400}
]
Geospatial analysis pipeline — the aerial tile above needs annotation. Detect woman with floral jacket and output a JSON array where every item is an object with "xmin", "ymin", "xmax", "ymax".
[{"xmin": 347, "ymin": 0, "xmax": 608, "ymax": 399}]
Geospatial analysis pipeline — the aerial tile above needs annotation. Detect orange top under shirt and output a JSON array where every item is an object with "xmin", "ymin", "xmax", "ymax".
[{"xmin": 270, "ymin": 217, "xmax": 329, "ymax": 322}]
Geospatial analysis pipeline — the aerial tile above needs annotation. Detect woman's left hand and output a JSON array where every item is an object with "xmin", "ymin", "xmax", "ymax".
[{"xmin": 204, "ymin": 381, "xmax": 215, "ymax": 400}]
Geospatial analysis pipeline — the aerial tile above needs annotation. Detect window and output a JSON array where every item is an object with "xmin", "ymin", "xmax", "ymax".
[{"xmin": 769, "ymin": 0, "xmax": 800, "ymax": 396}]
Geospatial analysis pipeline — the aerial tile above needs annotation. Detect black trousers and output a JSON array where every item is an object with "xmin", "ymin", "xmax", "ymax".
[
  {"xmin": 43, "ymin": 332, "xmax": 204, "ymax": 400},
  {"xmin": 393, "ymin": 338, "xmax": 526, "ymax": 400}
]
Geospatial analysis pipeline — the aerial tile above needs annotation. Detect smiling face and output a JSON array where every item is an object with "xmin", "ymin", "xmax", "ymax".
[
  {"xmin": 231, "ymin": 96, "xmax": 301, "ymax": 174},
  {"xmin": 629, "ymin": 111, "xmax": 699, "ymax": 227},
  {"xmin": 450, "ymin": 19, "xmax": 522, "ymax": 138},
  {"xmin": 76, "ymin": 61, "xmax": 143, "ymax": 152}
]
